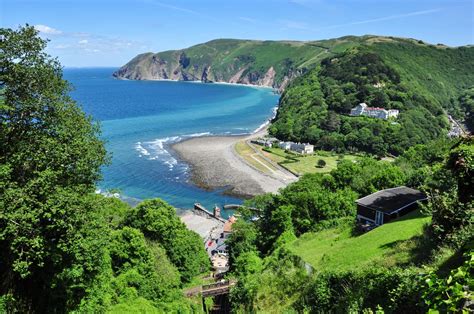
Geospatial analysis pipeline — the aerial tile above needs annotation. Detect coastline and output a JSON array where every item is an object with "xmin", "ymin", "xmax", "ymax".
[
  {"xmin": 114, "ymin": 75, "xmax": 278, "ymax": 91},
  {"xmin": 171, "ymin": 126, "xmax": 297, "ymax": 199}
]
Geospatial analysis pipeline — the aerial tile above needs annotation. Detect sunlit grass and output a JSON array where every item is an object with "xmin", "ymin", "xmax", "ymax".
[{"xmin": 288, "ymin": 210, "xmax": 431, "ymax": 272}]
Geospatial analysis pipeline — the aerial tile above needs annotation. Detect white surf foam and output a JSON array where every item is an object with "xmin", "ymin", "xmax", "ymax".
[
  {"xmin": 134, "ymin": 132, "xmax": 213, "ymax": 171},
  {"xmin": 134, "ymin": 142, "xmax": 150, "ymax": 157}
]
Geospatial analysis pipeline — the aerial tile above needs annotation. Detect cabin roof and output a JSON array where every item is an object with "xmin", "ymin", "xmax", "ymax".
[{"xmin": 356, "ymin": 186, "xmax": 427, "ymax": 214}]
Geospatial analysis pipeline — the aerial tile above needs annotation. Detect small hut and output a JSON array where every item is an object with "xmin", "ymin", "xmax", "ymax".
[{"xmin": 356, "ymin": 186, "xmax": 428, "ymax": 226}]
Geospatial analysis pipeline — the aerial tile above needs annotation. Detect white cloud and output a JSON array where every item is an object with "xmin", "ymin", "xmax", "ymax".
[
  {"xmin": 34, "ymin": 24, "xmax": 62, "ymax": 35},
  {"xmin": 78, "ymin": 39, "xmax": 88, "ymax": 44}
]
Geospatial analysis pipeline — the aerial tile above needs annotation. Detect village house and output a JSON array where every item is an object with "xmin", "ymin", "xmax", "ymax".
[
  {"xmin": 356, "ymin": 186, "xmax": 428, "ymax": 227},
  {"xmin": 350, "ymin": 102, "xmax": 399, "ymax": 120},
  {"xmin": 252, "ymin": 137, "xmax": 314, "ymax": 155},
  {"xmin": 278, "ymin": 141, "xmax": 292, "ymax": 150},
  {"xmin": 290, "ymin": 142, "xmax": 314, "ymax": 154},
  {"xmin": 278, "ymin": 141, "xmax": 314, "ymax": 154},
  {"xmin": 209, "ymin": 215, "xmax": 237, "ymax": 258},
  {"xmin": 222, "ymin": 215, "xmax": 237, "ymax": 237}
]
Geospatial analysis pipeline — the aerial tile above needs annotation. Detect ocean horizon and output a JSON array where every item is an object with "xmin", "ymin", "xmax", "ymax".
[{"xmin": 64, "ymin": 67, "xmax": 279, "ymax": 214}]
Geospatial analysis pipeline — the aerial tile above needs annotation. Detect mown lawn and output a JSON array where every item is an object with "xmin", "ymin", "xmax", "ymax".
[
  {"xmin": 234, "ymin": 141, "xmax": 277, "ymax": 174},
  {"xmin": 260, "ymin": 147, "xmax": 358, "ymax": 175},
  {"xmin": 288, "ymin": 210, "xmax": 431, "ymax": 272}
]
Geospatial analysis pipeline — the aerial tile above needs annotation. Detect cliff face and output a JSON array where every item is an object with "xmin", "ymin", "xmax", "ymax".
[
  {"xmin": 114, "ymin": 49, "xmax": 298, "ymax": 90},
  {"xmin": 113, "ymin": 38, "xmax": 367, "ymax": 90},
  {"xmin": 115, "ymin": 36, "xmax": 452, "ymax": 91}
]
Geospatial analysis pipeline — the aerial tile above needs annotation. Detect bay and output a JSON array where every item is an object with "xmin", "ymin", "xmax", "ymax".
[{"xmin": 64, "ymin": 68, "xmax": 279, "ymax": 213}]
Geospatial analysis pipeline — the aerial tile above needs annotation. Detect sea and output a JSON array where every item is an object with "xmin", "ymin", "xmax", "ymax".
[{"xmin": 64, "ymin": 68, "xmax": 279, "ymax": 214}]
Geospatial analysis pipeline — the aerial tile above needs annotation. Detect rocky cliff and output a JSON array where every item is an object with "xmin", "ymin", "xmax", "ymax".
[{"xmin": 113, "ymin": 37, "xmax": 372, "ymax": 90}]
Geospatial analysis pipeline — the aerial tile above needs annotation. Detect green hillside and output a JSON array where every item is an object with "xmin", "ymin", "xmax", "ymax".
[
  {"xmin": 113, "ymin": 37, "xmax": 367, "ymax": 89},
  {"xmin": 270, "ymin": 40, "xmax": 474, "ymax": 155},
  {"xmin": 288, "ymin": 210, "xmax": 431, "ymax": 272},
  {"xmin": 117, "ymin": 36, "xmax": 473, "ymax": 156}
]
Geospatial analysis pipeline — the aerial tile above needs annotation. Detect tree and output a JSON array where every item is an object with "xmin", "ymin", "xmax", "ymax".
[
  {"xmin": 0, "ymin": 25, "xmax": 109, "ymax": 311},
  {"xmin": 458, "ymin": 87, "xmax": 474, "ymax": 131},
  {"xmin": 429, "ymin": 137, "xmax": 474, "ymax": 246},
  {"xmin": 124, "ymin": 199, "xmax": 209, "ymax": 282},
  {"xmin": 226, "ymin": 220, "xmax": 258, "ymax": 268},
  {"xmin": 317, "ymin": 159, "xmax": 326, "ymax": 168},
  {"xmin": 0, "ymin": 25, "xmax": 108, "ymax": 190}
]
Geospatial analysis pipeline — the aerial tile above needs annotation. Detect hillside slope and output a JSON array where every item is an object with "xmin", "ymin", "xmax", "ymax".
[
  {"xmin": 113, "ymin": 37, "xmax": 366, "ymax": 90},
  {"xmin": 288, "ymin": 210, "xmax": 431, "ymax": 272},
  {"xmin": 270, "ymin": 39, "xmax": 474, "ymax": 155}
]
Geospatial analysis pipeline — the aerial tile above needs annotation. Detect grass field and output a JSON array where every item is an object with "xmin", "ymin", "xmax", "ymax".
[
  {"xmin": 260, "ymin": 147, "xmax": 358, "ymax": 175},
  {"xmin": 288, "ymin": 210, "xmax": 431, "ymax": 272},
  {"xmin": 234, "ymin": 141, "xmax": 278, "ymax": 174}
]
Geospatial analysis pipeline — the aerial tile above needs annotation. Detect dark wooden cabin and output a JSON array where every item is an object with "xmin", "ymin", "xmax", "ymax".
[{"xmin": 356, "ymin": 186, "xmax": 428, "ymax": 226}]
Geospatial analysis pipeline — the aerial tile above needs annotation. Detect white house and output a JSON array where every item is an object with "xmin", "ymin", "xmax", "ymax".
[
  {"xmin": 290, "ymin": 142, "xmax": 314, "ymax": 154},
  {"xmin": 350, "ymin": 103, "xmax": 399, "ymax": 120},
  {"xmin": 278, "ymin": 141, "xmax": 314, "ymax": 154},
  {"xmin": 278, "ymin": 141, "xmax": 292, "ymax": 150}
]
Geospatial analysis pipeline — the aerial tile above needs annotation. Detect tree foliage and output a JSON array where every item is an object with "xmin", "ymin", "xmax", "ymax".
[
  {"xmin": 0, "ymin": 25, "xmax": 109, "ymax": 312},
  {"xmin": 422, "ymin": 250, "xmax": 474, "ymax": 313},
  {"xmin": 229, "ymin": 137, "xmax": 474, "ymax": 312},
  {"xmin": 458, "ymin": 87, "xmax": 474, "ymax": 131},
  {"xmin": 124, "ymin": 199, "xmax": 209, "ymax": 282},
  {"xmin": 270, "ymin": 43, "xmax": 474, "ymax": 156},
  {"xmin": 0, "ymin": 26, "xmax": 206, "ymax": 312}
]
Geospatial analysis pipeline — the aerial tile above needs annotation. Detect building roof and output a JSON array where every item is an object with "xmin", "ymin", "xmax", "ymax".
[
  {"xmin": 215, "ymin": 242, "xmax": 227, "ymax": 252},
  {"xmin": 223, "ymin": 215, "xmax": 237, "ymax": 233},
  {"xmin": 356, "ymin": 186, "xmax": 428, "ymax": 214}
]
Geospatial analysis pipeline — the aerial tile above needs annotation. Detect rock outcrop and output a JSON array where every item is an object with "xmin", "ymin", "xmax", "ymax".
[{"xmin": 113, "ymin": 36, "xmax": 406, "ymax": 90}]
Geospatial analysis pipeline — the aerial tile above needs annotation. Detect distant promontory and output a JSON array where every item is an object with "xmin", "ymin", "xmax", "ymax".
[{"xmin": 113, "ymin": 36, "xmax": 380, "ymax": 90}]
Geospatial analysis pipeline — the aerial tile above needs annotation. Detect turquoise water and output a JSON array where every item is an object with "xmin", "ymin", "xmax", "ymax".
[{"xmin": 64, "ymin": 68, "xmax": 279, "ymax": 211}]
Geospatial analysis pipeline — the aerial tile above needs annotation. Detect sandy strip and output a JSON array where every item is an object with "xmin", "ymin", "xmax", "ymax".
[
  {"xmin": 179, "ymin": 210, "xmax": 223, "ymax": 240},
  {"xmin": 171, "ymin": 128, "xmax": 297, "ymax": 198}
]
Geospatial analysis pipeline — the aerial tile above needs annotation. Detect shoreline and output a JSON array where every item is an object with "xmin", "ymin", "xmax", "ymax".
[
  {"xmin": 114, "ymin": 75, "xmax": 278, "ymax": 92},
  {"xmin": 171, "ymin": 126, "xmax": 297, "ymax": 199}
]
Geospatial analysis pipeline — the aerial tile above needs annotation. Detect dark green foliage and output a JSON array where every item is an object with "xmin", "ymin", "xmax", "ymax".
[
  {"xmin": 229, "ymin": 251, "xmax": 263, "ymax": 310},
  {"xmin": 0, "ymin": 25, "xmax": 109, "ymax": 312},
  {"xmin": 226, "ymin": 220, "xmax": 258, "ymax": 268},
  {"xmin": 109, "ymin": 227, "xmax": 179, "ymax": 301},
  {"xmin": 316, "ymin": 159, "xmax": 326, "ymax": 168},
  {"xmin": 421, "ymin": 249, "xmax": 474, "ymax": 312},
  {"xmin": 458, "ymin": 87, "xmax": 474, "ymax": 131},
  {"xmin": 372, "ymin": 41, "xmax": 474, "ymax": 116},
  {"xmin": 0, "ymin": 26, "xmax": 108, "ymax": 190},
  {"xmin": 395, "ymin": 138, "xmax": 454, "ymax": 187},
  {"xmin": 0, "ymin": 26, "xmax": 205, "ymax": 312},
  {"xmin": 271, "ymin": 42, "xmax": 474, "ymax": 156},
  {"xmin": 124, "ymin": 199, "xmax": 209, "ymax": 282},
  {"xmin": 330, "ymin": 158, "xmax": 405, "ymax": 195},
  {"xmin": 299, "ymin": 267, "xmax": 426, "ymax": 313},
  {"xmin": 427, "ymin": 137, "xmax": 474, "ymax": 247},
  {"xmin": 230, "ymin": 248, "xmax": 309, "ymax": 312}
]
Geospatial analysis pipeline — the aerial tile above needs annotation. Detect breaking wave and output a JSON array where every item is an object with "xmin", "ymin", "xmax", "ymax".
[{"xmin": 134, "ymin": 132, "xmax": 212, "ymax": 170}]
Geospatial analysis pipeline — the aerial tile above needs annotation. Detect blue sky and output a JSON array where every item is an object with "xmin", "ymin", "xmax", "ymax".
[{"xmin": 2, "ymin": 0, "xmax": 473, "ymax": 67}]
